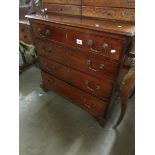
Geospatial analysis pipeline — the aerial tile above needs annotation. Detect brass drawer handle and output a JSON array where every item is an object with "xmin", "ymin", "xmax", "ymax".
[
  {"xmin": 85, "ymin": 80, "xmax": 100, "ymax": 92},
  {"xmin": 87, "ymin": 40, "xmax": 108, "ymax": 50},
  {"xmin": 84, "ymin": 103, "xmax": 96, "ymax": 109},
  {"xmin": 82, "ymin": 98, "xmax": 96, "ymax": 109},
  {"xmin": 89, "ymin": 43, "xmax": 109, "ymax": 53},
  {"xmin": 86, "ymin": 60, "xmax": 105, "ymax": 72},
  {"xmin": 99, "ymin": 64, "xmax": 105, "ymax": 71}
]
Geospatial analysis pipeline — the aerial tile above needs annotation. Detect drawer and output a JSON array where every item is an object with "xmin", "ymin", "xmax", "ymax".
[
  {"xmin": 41, "ymin": 71, "xmax": 107, "ymax": 117},
  {"xmin": 82, "ymin": 6, "xmax": 135, "ymax": 22},
  {"xmin": 36, "ymin": 38, "xmax": 119, "ymax": 80},
  {"xmin": 39, "ymin": 57, "xmax": 113, "ymax": 100},
  {"xmin": 43, "ymin": 4, "xmax": 81, "ymax": 16},
  {"xmin": 82, "ymin": 0, "xmax": 135, "ymax": 8},
  {"xmin": 32, "ymin": 22, "xmax": 123, "ymax": 60}
]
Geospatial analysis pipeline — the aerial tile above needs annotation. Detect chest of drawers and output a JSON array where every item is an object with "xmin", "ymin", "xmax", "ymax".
[{"xmin": 26, "ymin": 4, "xmax": 134, "ymax": 126}]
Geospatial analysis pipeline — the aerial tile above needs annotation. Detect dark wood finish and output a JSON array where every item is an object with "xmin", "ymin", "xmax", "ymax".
[
  {"xmin": 27, "ymin": 14, "xmax": 135, "ymax": 36},
  {"xmin": 35, "ymin": 38, "xmax": 119, "ymax": 80},
  {"xmin": 39, "ymin": 57, "xmax": 113, "ymax": 100},
  {"xmin": 82, "ymin": 6, "xmax": 135, "ymax": 22},
  {"xmin": 26, "ymin": 0, "xmax": 135, "ymax": 127},
  {"xmin": 82, "ymin": 0, "xmax": 135, "ymax": 8},
  {"xmin": 44, "ymin": 3, "xmax": 81, "ymax": 16},
  {"xmin": 41, "ymin": 71, "xmax": 107, "ymax": 118}
]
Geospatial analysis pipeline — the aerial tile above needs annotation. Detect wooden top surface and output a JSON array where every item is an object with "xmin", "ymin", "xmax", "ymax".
[
  {"xmin": 19, "ymin": 19, "xmax": 30, "ymax": 25},
  {"xmin": 26, "ymin": 14, "xmax": 135, "ymax": 36}
]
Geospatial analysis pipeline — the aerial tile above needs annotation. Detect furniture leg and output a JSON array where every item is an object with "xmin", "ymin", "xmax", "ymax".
[
  {"xmin": 114, "ymin": 68, "xmax": 135, "ymax": 128},
  {"xmin": 40, "ymin": 84, "xmax": 49, "ymax": 92}
]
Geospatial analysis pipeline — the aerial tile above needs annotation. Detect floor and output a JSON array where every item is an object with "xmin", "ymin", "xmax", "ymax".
[{"xmin": 19, "ymin": 66, "xmax": 135, "ymax": 155}]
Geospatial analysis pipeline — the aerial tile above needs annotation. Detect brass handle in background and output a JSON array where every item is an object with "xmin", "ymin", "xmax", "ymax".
[
  {"xmin": 82, "ymin": 98, "xmax": 97, "ymax": 109},
  {"xmin": 86, "ymin": 59, "xmax": 105, "ymax": 72},
  {"xmin": 121, "ymin": 11, "xmax": 134, "ymax": 17},
  {"xmin": 85, "ymin": 80, "xmax": 100, "ymax": 92}
]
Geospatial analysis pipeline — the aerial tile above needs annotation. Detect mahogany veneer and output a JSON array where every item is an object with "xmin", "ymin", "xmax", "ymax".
[{"xmin": 26, "ymin": 0, "xmax": 134, "ymax": 127}]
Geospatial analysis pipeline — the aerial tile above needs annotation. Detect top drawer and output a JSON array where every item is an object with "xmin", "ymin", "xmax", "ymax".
[
  {"xmin": 31, "ymin": 22, "xmax": 124, "ymax": 60},
  {"xmin": 43, "ymin": 4, "xmax": 81, "ymax": 16}
]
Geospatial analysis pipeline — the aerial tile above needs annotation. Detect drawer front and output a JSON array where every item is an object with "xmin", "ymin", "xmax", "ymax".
[
  {"xmin": 82, "ymin": 0, "xmax": 135, "ymax": 8},
  {"xmin": 43, "ymin": 0, "xmax": 81, "ymax": 5},
  {"xmin": 82, "ymin": 6, "xmax": 135, "ymax": 22},
  {"xmin": 41, "ymin": 71, "xmax": 107, "ymax": 117},
  {"xmin": 36, "ymin": 39, "xmax": 119, "ymax": 80},
  {"xmin": 39, "ymin": 57, "xmax": 113, "ymax": 100},
  {"xmin": 43, "ymin": 4, "xmax": 81, "ymax": 16},
  {"xmin": 32, "ymin": 22, "xmax": 123, "ymax": 60}
]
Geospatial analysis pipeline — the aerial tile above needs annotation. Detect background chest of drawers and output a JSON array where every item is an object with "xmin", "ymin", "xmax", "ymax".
[{"xmin": 26, "ymin": 0, "xmax": 135, "ymax": 126}]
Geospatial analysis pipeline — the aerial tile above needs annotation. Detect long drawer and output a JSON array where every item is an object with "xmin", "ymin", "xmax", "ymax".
[
  {"xmin": 43, "ymin": 4, "xmax": 81, "ymax": 16},
  {"xmin": 32, "ymin": 22, "xmax": 123, "ymax": 60},
  {"xmin": 82, "ymin": 0, "xmax": 135, "ymax": 8},
  {"xmin": 82, "ymin": 6, "xmax": 135, "ymax": 22},
  {"xmin": 39, "ymin": 57, "xmax": 113, "ymax": 100},
  {"xmin": 36, "ymin": 38, "xmax": 119, "ymax": 80},
  {"xmin": 41, "ymin": 71, "xmax": 107, "ymax": 117}
]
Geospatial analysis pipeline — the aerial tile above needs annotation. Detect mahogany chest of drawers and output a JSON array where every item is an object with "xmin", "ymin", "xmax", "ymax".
[{"xmin": 26, "ymin": 0, "xmax": 135, "ymax": 127}]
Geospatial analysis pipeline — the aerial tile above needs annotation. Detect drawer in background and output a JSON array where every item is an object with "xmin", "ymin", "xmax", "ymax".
[
  {"xmin": 41, "ymin": 71, "xmax": 107, "ymax": 117},
  {"xmin": 82, "ymin": 6, "xmax": 135, "ymax": 22},
  {"xmin": 43, "ymin": 3, "xmax": 81, "ymax": 16},
  {"xmin": 31, "ymin": 22, "xmax": 124, "ymax": 60},
  {"xmin": 39, "ymin": 57, "xmax": 113, "ymax": 100},
  {"xmin": 35, "ymin": 38, "xmax": 119, "ymax": 80},
  {"xmin": 82, "ymin": 0, "xmax": 135, "ymax": 8}
]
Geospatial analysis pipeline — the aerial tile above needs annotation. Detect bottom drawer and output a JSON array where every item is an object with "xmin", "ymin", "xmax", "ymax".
[{"xmin": 41, "ymin": 71, "xmax": 107, "ymax": 117}]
